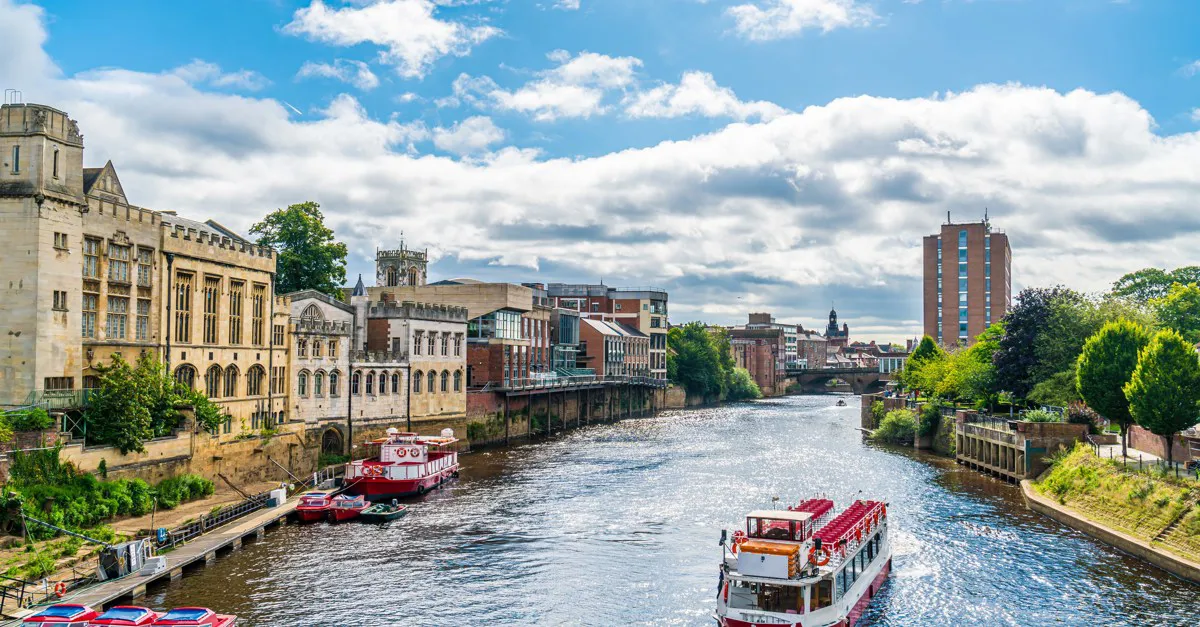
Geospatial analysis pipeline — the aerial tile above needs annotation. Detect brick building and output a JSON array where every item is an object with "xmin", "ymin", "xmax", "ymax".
[
  {"xmin": 578, "ymin": 319, "xmax": 650, "ymax": 378},
  {"xmin": 547, "ymin": 284, "xmax": 668, "ymax": 380},
  {"xmin": 923, "ymin": 217, "xmax": 1012, "ymax": 346}
]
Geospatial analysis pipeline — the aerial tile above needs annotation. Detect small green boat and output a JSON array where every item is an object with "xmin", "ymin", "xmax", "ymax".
[{"xmin": 359, "ymin": 502, "xmax": 409, "ymax": 523}]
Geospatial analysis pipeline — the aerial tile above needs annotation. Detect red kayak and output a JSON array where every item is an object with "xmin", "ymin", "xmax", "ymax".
[
  {"xmin": 87, "ymin": 607, "xmax": 160, "ymax": 626},
  {"xmin": 23, "ymin": 604, "xmax": 100, "ymax": 625},
  {"xmin": 295, "ymin": 492, "xmax": 332, "ymax": 523},
  {"xmin": 326, "ymin": 495, "xmax": 369, "ymax": 522},
  {"xmin": 151, "ymin": 608, "xmax": 237, "ymax": 627}
]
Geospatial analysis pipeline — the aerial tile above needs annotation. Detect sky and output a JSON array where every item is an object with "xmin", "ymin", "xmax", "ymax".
[{"xmin": 2, "ymin": 0, "xmax": 1199, "ymax": 342}]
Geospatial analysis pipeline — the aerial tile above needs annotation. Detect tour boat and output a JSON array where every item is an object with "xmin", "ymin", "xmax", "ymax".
[
  {"xmin": 715, "ymin": 498, "xmax": 892, "ymax": 627},
  {"xmin": 343, "ymin": 429, "xmax": 460, "ymax": 501},
  {"xmin": 150, "ymin": 608, "xmax": 237, "ymax": 627},
  {"xmin": 87, "ymin": 607, "xmax": 160, "ymax": 626},
  {"xmin": 23, "ymin": 605, "xmax": 100, "ymax": 625},
  {"xmin": 325, "ymin": 494, "xmax": 369, "ymax": 522},
  {"xmin": 295, "ymin": 492, "xmax": 333, "ymax": 523},
  {"xmin": 359, "ymin": 502, "xmax": 409, "ymax": 523}
]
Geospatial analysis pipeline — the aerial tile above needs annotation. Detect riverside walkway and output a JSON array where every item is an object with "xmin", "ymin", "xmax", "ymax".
[{"xmin": 3, "ymin": 497, "xmax": 302, "ymax": 623}]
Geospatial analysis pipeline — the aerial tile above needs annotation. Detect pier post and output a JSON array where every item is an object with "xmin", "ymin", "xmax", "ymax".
[
  {"xmin": 131, "ymin": 584, "xmax": 147, "ymax": 599},
  {"xmin": 205, "ymin": 551, "xmax": 217, "ymax": 564},
  {"xmin": 503, "ymin": 395, "xmax": 510, "ymax": 445},
  {"xmin": 170, "ymin": 567, "xmax": 184, "ymax": 581}
]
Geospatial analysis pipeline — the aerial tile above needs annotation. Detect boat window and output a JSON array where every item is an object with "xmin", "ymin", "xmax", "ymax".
[
  {"xmin": 809, "ymin": 579, "xmax": 833, "ymax": 611},
  {"xmin": 755, "ymin": 583, "xmax": 803, "ymax": 614},
  {"xmin": 748, "ymin": 517, "xmax": 799, "ymax": 541}
]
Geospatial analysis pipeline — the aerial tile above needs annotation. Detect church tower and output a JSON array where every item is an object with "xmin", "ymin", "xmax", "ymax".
[{"xmin": 375, "ymin": 241, "xmax": 428, "ymax": 287}]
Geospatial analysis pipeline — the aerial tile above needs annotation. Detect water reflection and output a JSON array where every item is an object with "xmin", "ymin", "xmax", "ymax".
[{"xmin": 150, "ymin": 396, "xmax": 1200, "ymax": 626}]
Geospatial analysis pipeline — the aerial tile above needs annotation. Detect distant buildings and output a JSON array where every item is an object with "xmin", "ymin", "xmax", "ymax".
[
  {"xmin": 923, "ymin": 217, "xmax": 1011, "ymax": 346},
  {"xmin": 824, "ymin": 308, "xmax": 850, "ymax": 352},
  {"xmin": 546, "ymin": 284, "xmax": 668, "ymax": 381}
]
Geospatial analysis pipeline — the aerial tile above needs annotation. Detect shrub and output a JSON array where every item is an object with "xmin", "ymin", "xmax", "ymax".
[
  {"xmin": 6, "ymin": 408, "xmax": 53, "ymax": 432},
  {"xmin": 919, "ymin": 402, "xmax": 943, "ymax": 437},
  {"xmin": 22, "ymin": 552, "xmax": 56, "ymax": 579},
  {"xmin": 725, "ymin": 367, "xmax": 763, "ymax": 401},
  {"xmin": 870, "ymin": 401, "xmax": 887, "ymax": 427},
  {"xmin": 317, "ymin": 453, "xmax": 349, "ymax": 468},
  {"xmin": 1023, "ymin": 409, "xmax": 1062, "ymax": 423},
  {"xmin": 872, "ymin": 409, "xmax": 917, "ymax": 444},
  {"xmin": 1065, "ymin": 402, "xmax": 1102, "ymax": 430}
]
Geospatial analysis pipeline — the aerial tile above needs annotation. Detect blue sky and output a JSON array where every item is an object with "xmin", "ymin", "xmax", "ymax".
[{"xmin": 5, "ymin": 0, "xmax": 1200, "ymax": 340}]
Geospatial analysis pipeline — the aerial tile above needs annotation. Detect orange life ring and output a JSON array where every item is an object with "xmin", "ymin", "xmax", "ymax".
[
  {"xmin": 410, "ymin": 447, "xmax": 421, "ymax": 457},
  {"xmin": 809, "ymin": 546, "xmax": 831, "ymax": 567},
  {"xmin": 397, "ymin": 448, "xmax": 408, "ymax": 458},
  {"xmin": 54, "ymin": 581, "xmax": 66, "ymax": 598},
  {"xmin": 363, "ymin": 465, "xmax": 383, "ymax": 477}
]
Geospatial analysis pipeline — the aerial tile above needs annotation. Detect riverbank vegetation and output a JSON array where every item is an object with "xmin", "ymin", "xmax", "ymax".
[
  {"xmin": 871, "ymin": 409, "xmax": 916, "ymax": 444},
  {"xmin": 1035, "ymin": 444, "xmax": 1200, "ymax": 563},
  {"xmin": 2, "ymin": 446, "xmax": 213, "ymax": 541},
  {"xmin": 667, "ymin": 322, "xmax": 761, "ymax": 401}
]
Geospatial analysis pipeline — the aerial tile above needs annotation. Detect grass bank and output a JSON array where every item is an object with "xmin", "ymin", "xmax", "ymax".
[{"xmin": 1032, "ymin": 444, "xmax": 1200, "ymax": 564}]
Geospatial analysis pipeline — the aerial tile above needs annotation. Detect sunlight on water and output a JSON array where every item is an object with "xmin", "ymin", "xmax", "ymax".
[{"xmin": 149, "ymin": 396, "xmax": 1200, "ymax": 626}]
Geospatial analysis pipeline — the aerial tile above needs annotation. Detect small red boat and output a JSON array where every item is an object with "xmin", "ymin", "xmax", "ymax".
[
  {"xmin": 87, "ymin": 607, "xmax": 160, "ymax": 626},
  {"xmin": 150, "ymin": 608, "xmax": 236, "ymax": 627},
  {"xmin": 23, "ymin": 605, "xmax": 100, "ymax": 625},
  {"xmin": 326, "ymin": 495, "xmax": 369, "ymax": 522},
  {"xmin": 344, "ymin": 429, "xmax": 460, "ymax": 501},
  {"xmin": 295, "ymin": 492, "xmax": 332, "ymax": 523}
]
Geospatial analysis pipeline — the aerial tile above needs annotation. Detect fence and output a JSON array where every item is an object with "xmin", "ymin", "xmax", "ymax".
[
  {"xmin": 0, "ymin": 574, "xmax": 33, "ymax": 614},
  {"xmin": 1092, "ymin": 445, "xmax": 1200, "ymax": 481},
  {"xmin": 155, "ymin": 491, "xmax": 270, "ymax": 550}
]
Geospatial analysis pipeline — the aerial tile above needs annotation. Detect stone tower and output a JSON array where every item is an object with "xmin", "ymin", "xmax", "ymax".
[
  {"xmin": 375, "ymin": 242, "xmax": 427, "ymax": 287},
  {"xmin": 0, "ymin": 102, "xmax": 88, "ymax": 405}
]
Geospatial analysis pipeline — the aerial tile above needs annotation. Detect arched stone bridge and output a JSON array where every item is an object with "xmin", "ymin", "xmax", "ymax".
[{"xmin": 783, "ymin": 367, "xmax": 891, "ymax": 395}]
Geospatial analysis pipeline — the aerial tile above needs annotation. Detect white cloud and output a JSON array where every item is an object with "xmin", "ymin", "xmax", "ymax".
[
  {"xmin": 8, "ymin": 0, "xmax": 1200, "ymax": 339},
  {"xmin": 297, "ymin": 59, "xmax": 380, "ymax": 91},
  {"xmin": 433, "ymin": 116, "xmax": 505, "ymax": 155},
  {"xmin": 1191, "ymin": 108, "xmax": 1200, "ymax": 123},
  {"xmin": 1181, "ymin": 60, "xmax": 1200, "ymax": 77},
  {"xmin": 624, "ymin": 71, "xmax": 788, "ymax": 121},
  {"xmin": 555, "ymin": 0, "xmax": 581, "ymax": 8},
  {"xmin": 727, "ymin": 0, "xmax": 877, "ymax": 40},
  {"xmin": 172, "ymin": 60, "xmax": 271, "ymax": 91},
  {"xmin": 283, "ymin": 0, "xmax": 500, "ymax": 79},
  {"xmin": 454, "ymin": 50, "xmax": 643, "ymax": 121}
]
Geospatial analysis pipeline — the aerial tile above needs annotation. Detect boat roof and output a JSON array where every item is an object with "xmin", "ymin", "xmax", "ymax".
[{"xmin": 746, "ymin": 509, "xmax": 813, "ymax": 522}]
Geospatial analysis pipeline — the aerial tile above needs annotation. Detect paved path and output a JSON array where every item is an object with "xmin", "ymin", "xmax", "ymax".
[{"xmin": 3, "ymin": 498, "xmax": 301, "ymax": 623}]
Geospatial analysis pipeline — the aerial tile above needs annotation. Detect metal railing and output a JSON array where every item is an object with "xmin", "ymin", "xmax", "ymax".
[
  {"xmin": 496, "ymin": 374, "xmax": 669, "ymax": 392},
  {"xmin": 0, "ymin": 574, "xmax": 33, "ymax": 614},
  {"xmin": 155, "ymin": 491, "xmax": 271, "ymax": 550},
  {"xmin": 21, "ymin": 389, "xmax": 96, "ymax": 411}
]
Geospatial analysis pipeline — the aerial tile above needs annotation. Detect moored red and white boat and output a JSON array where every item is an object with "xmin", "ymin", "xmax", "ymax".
[
  {"xmin": 343, "ymin": 429, "xmax": 460, "ymax": 501},
  {"xmin": 294, "ymin": 492, "xmax": 333, "ymax": 523},
  {"xmin": 715, "ymin": 498, "xmax": 892, "ymax": 627}
]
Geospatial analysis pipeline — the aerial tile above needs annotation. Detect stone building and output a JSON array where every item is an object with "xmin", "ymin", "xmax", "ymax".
[
  {"xmin": 824, "ymin": 307, "xmax": 850, "ymax": 351},
  {"xmin": 0, "ymin": 102, "xmax": 288, "ymax": 436}
]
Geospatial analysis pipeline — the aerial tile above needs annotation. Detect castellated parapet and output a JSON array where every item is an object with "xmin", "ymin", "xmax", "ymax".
[{"xmin": 366, "ymin": 300, "xmax": 468, "ymax": 323}]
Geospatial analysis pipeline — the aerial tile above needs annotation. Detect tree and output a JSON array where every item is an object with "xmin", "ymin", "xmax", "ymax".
[
  {"xmin": 910, "ymin": 336, "xmax": 941, "ymax": 363},
  {"xmin": 993, "ymin": 287, "xmax": 1101, "ymax": 401},
  {"xmin": 1124, "ymin": 330, "xmax": 1200, "ymax": 466},
  {"xmin": 85, "ymin": 356, "xmax": 154, "ymax": 454},
  {"xmin": 1112, "ymin": 266, "xmax": 1200, "ymax": 305},
  {"xmin": 667, "ymin": 323, "xmax": 724, "ymax": 399},
  {"xmin": 250, "ymin": 201, "xmax": 348, "ymax": 297},
  {"xmin": 1149, "ymin": 282, "xmax": 1200, "ymax": 344},
  {"xmin": 1076, "ymin": 319, "xmax": 1151, "ymax": 458},
  {"xmin": 1027, "ymin": 371, "xmax": 1080, "ymax": 408},
  {"xmin": 895, "ymin": 336, "xmax": 944, "ymax": 395},
  {"xmin": 726, "ymin": 367, "xmax": 763, "ymax": 401}
]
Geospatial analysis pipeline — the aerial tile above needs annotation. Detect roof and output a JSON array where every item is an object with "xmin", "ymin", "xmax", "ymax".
[
  {"xmin": 614, "ymin": 322, "xmax": 648, "ymax": 338},
  {"xmin": 285, "ymin": 289, "xmax": 355, "ymax": 313},
  {"xmin": 745, "ymin": 509, "xmax": 813, "ymax": 522},
  {"xmin": 351, "ymin": 274, "xmax": 366, "ymax": 297},
  {"xmin": 582, "ymin": 318, "xmax": 621, "ymax": 336},
  {"xmin": 82, "ymin": 167, "xmax": 103, "ymax": 193}
]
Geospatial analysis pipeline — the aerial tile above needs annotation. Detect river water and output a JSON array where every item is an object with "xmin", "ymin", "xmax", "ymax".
[{"xmin": 151, "ymin": 396, "xmax": 1200, "ymax": 626}]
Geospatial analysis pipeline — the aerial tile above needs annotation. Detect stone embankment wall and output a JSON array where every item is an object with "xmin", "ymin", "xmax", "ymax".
[
  {"xmin": 1021, "ymin": 480, "xmax": 1200, "ymax": 584},
  {"xmin": 463, "ymin": 386, "xmax": 663, "ymax": 448}
]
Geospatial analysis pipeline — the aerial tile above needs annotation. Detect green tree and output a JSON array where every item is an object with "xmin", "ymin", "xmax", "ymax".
[
  {"xmin": 1112, "ymin": 266, "xmax": 1200, "ymax": 305},
  {"xmin": 250, "ymin": 201, "xmax": 348, "ymax": 297},
  {"xmin": 910, "ymin": 336, "xmax": 941, "ymax": 363},
  {"xmin": 726, "ymin": 367, "xmax": 763, "ymax": 401},
  {"xmin": 1124, "ymin": 330, "xmax": 1200, "ymax": 466},
  {"xmin": 667, "ymin": 322, "xmax": 724, "ymax": 399},
  {"xmin": 1076, "ymin": 319, "xmax": 1151, "ymax": 458},
  {"xmin": 85, "ymin": 355, "xmax": 154, "ymax": 454},
  {"xmin": 895, "ymin": 336, "xmax": 945, "ymax": 395},
  {"xmin": 1027, "ymin": 371, "xmax": 1081, "ymax": 408},
  {"xmin": 1149, "ymin": 282, "xmax": 1200, "ymax": 344}
]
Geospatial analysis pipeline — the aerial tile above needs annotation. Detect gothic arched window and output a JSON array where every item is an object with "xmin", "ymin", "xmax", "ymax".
[
  {"xmin": 223, "ymin": 365, "xmax": 240, "ymax": 398},
  {"xmin": 175, "ymin": 365, "xmax": 197, "ymax": 390},
  {"xmin": 413, "ymin": 370, "xmax": 422, "ymax": 394},
  {"xmin": 206, "ymin": 365, "xmax": 222, "ymax": 398},
  {"xmin": 453, "ymin": 370, "xmax": 463, "ymax": 392},
  {"xmin": 408, "ymin": 267, "xmax": 419, "ymax": 285},
  {"xmin": 440, "ymin": 370, "xmax": 449, "ymax": 392},
  {"xmin": 386, "ymin": 267, "xmax": 399, "ymax": 287},
  {"xmin": 427, "ymin": 370, "xmax": 436, "ymax": 394}
]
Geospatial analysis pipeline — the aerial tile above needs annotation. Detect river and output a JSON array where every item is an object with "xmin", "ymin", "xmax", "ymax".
[{"xmin": 150, "ymin": 395, "xmax": 1200, "ymax": 626}]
